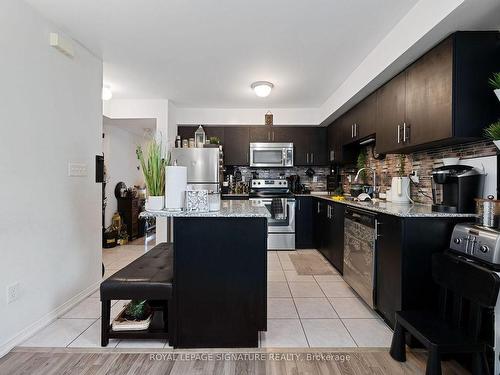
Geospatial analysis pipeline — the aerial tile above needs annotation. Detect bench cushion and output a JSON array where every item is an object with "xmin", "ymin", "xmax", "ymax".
[{"xmin": 100, "ymin": 243, "xmax": 173, "ymax": 300}]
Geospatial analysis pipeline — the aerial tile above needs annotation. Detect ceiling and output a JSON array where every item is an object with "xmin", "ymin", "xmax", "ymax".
[{"xmin": 26, "ymin": 0, "xmax": 419, "ymax": 108}]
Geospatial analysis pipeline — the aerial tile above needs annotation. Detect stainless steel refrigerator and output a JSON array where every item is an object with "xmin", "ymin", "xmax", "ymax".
[{"xmin": 170, "ymin": 148, "xmax": 221, "ymax": 208}]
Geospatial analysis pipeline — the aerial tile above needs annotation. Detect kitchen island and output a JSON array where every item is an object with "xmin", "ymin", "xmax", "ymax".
[{"xmin": 140, "ymin": 200, "xmax": 270, "ymax": 348}]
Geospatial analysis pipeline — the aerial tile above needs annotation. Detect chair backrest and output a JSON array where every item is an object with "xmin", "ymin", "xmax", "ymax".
[{"xmin": 432, "ymin": 252, "xmax": 500, "ymax": 338}]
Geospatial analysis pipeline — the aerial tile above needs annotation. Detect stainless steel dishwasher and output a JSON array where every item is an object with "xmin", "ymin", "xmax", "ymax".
[{"xmin": 343, "ymin": 207, "xmax": 377, "ymax": 308}]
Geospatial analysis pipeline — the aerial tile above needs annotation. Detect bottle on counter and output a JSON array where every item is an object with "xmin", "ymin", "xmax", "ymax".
[{"xmin": 175, "ymin": 135, "xmax": 181, "ymax": 148}]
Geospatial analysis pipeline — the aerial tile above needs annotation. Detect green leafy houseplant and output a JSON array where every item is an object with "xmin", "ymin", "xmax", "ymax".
[
  {"xmin": 397, "ymin": 154, "xmax": 406, "ymax": 177},
  {"xmin": 484, "ymin": 120, "xmax": 500, "ymax": 141},
  {"xmin": 136, "ymin": 139, "xmax": 170, "ymax": 196},
  {"xmin": 209, "ymin": 136, "xmax": 221, "ymax": 145},
  {"xmin": 488, "ymin": 72, "xmax": 500, "ymax": 90},
  {"xmin": 356, "ymin": 149, "xmax": 367, "ymax": 182},
  {"xmin": 123, "ymin": 300, "xmax": 151, "ymax": 321}
]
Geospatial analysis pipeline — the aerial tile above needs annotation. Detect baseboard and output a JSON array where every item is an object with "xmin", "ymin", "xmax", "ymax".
[{"xmin": 0, "ymin": 280, "xmax": 101, "ymax": 358}]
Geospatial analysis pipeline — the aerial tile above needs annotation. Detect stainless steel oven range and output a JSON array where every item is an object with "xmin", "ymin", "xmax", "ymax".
[{"xmin": 249, "ymin": 179, "xmax": 295, "ymax": 250}]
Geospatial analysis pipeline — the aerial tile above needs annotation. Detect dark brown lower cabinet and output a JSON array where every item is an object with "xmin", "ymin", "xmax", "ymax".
[
  {"xmin": 295, "ymin": 196, "xmax": 314, "ymax": 249},
  {"xmin": 375, "ymin": 214, "xmax": 469, "ymax": 327}
]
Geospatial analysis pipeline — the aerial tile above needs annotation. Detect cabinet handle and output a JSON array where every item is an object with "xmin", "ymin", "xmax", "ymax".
[
  {"xmin": 351, "ymin": 124, "xmax": 354, "ymax": 138},
  {"xmin": 397, "ymin": 124, "xmax": 401, "ymax": 144},
  {"xmin": 298, "ymin": 199, "xmax": 301, "ymax": 211},
  {"xmin": 272, "ymin": 132, "xmax": 275, "ymax": 141},
  {"xmin": 267, "ymin": 131, "xmax": 270, "ymax": 141},
  {"xmin": 317, "ymin": 202, "xmax": 320, "ymax": 213},
  {"xmin": 375, "ymin": 220, "xmax": 382, "ymax": 239},
  {"xmin": 311, "ymin": 153, "xmax": 314, "ymax": 164},
  {"xmin": 306, "ymin": 153, "xmax": 309, "ymax": 164},
  {"xmin": 353, "ymin": 123, "xmax": 357, "ymax": 138},
  {"xmin": 403, "ymin": 122, "xmax": 409, "ymax": 143}
]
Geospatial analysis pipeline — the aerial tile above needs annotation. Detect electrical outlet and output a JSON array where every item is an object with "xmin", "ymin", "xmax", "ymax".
[
  {"xmin": 410, "ymin": 170, "xmax": 419, "ymax": 184},
  {"xmin": 6, "ymin": 282, "xmax": 20, "ymax": 304},
  {"xmin": 68, "ymin": 162, "xmax": 88, "ymax": 177},
  {"xmin": 313, "ymin": 176, "xmax": 318, "ymax": 182}
]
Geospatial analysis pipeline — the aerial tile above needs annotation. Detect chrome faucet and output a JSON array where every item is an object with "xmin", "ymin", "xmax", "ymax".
[{"xmin": 355, "ymin": 167, "xmax": 377, "ymax": 196}]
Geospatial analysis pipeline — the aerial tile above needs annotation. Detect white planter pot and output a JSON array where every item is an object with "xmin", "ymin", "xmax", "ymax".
[
  {"xmin": 493, "ymin": 140, "xmax": 500, "ymax": 150},
  {"xmin": 495, "ymin": 89, "xmax": 500, "ymax": 102},
  {"xmin": 146, "ymin": 196, "xmax": 164, "ymax": 211}
]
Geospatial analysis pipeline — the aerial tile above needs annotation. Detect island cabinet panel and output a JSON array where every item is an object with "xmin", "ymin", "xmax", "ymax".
[
  {"xmin": 223, "ymin": 127, "xmax": 250, "ymax": 166},
  {"xmin": 295, "ymin": 196, "xmax": 314, "ymax": 249},
  {"xmin": 375, "ymin": 214, "xmax": 469, "ymax": 327},
  {"xmin": 173, "ymin": 216, "xmax": 267, "ymax": 348}
]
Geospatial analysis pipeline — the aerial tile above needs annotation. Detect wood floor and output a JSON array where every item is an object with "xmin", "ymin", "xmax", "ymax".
[{"xmin": 0, "ymin": 348, "xmax": 469, "ymax": 374}]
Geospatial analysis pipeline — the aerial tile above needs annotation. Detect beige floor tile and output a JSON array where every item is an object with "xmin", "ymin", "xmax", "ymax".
[
  {"xmin": 280, "ymin": 259, "xmax": 296, "ymax": 271},
  {"xmin": 288, "ymin": 281, "xmax": 325, "ymax": 298},
  {"xmin": 294, "ymin": 298, "xmax": 338, "ymax": 318},
  {"xmin": 267, "ymin": 253, "xmax": 279, "ymax": 262},
  {"xmin": 267, "ymin": 282, "xmax": 291, "ymax": 297},
  {"xmin": 268, "ymin": 270, "xmax": 286, "ymax": 282},
  {"xmin": 260, "ymin": 319, "xmax": 308, "ymax": 348},
  {"xmin": 329, "ymin": 297, "xmax": 378, "ymax": 319},
  {"xmin": 20, "ymin": 319, "xmax": 95, "ymax": 347},
  {"xmin": 267, "ymin": 261, "xmax": 283, "ymax": 272},
  {"xmin": 318, "ymin": 281, "xmax": 356, "ymax": 298},
  {"xmin": 284, "ymin": 270, "xmax": 315, "ymax": 282},
  {"xmin": 267, "ymin": 298, "xmax": 298, "ymax": 318},
  {"xmin": 63, "ymin": 298, "xmax": 102, "ymax": 319},
  {"xmin": 343, "ymin": 319, "xmax": 393, "ymax": 347},
  {"xmin": 302, "ymin": 319, "xmax": 357, "ymax": 348},
  {"xmin": 313, "ymin": 274, "xmax": 342, "ymax": 283},
  {"xmin": 68, "ymin": 319, "xmax": 119, "ymax": 348}
]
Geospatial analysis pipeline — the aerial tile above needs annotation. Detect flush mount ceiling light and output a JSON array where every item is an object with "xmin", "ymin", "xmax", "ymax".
[
  {"xmin": 251, "ymin": 81, "xmax": 274, "ymax": 98},
  {"xmin": 102, "ymin": 86, "xmax": 113, "ymax": 101}
]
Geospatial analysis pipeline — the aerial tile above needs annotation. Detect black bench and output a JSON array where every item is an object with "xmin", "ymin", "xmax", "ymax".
[{"xmin": 100, "ymin": 242, "xmax": 174, "ymax": 346}]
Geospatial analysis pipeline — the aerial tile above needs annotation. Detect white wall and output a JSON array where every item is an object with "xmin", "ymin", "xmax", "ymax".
[
  {"xmin": 0, "ymin": 0, "xmax": 102, "ymax": 356},
  {"xmin": 176, "ymin": 107, "xmax": 320, "ymax": 126},
  {"xmin": 103, "ymin": 124, "xmax": 148, "ymax": 227}
]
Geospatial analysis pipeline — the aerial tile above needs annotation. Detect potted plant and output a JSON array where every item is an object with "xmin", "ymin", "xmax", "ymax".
[
  {"xmin": 391, "ymin": 154, "xmax": 411, "ymax": 204},
  {"xmin": 484, "ymin": 120, "xmax": 500, "ymax": 149},
  {"xmin": 488, "ymin": 72, "xmax": 500, "ymax": 101},
  {"xmin": 112, "ymin": 300, "xmax": 153, "ymax": 331},
  {"xmin": 136, "ymin": 139, "xmax": 169, "ymax": 211}
]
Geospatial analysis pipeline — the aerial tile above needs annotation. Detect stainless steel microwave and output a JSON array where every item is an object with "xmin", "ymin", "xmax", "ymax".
[{"xmin": 249, "ymin": 142, "xmax": 294, "ymax": 167}]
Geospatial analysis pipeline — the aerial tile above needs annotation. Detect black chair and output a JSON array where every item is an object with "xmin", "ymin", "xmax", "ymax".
[
  {"xmin": 390, "ymin": 252, "xmax": 500, "ymax": 375},
  {"xmin": 100, "ymin": 242, "xmax": 174, "ymax": 346}
]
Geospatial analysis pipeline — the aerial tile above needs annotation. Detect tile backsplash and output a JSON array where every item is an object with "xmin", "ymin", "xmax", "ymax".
[
  {"xmin": 342, "ymin": 140, "xmax": 497, "ymax": 203},
  {"xmin": 235, "ymin": 166, "xmax": 330, "ymax": 191}
]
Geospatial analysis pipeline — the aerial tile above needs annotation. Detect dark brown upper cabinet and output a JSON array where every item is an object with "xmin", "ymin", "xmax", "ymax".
[
  {"xmin": 177, "ymin": 126, "xmax": 198, "ymax": 141},
  {"xmin": 223, "ymin": 127, "xmax": 250, "ymax": 166},
  {"xmin": 249, "ymin": 127, "xmax": 273, "ymax": 142},
  {"xmin": 376, "ymin": 31, "xmax": 500, "ymax": 154},
  {"xmin": 376, "ymin": 72, "xmax": 407, "ymax": 154},
  {"xmin": 344, "ymin": 93, "xmax": 377, "ymax": 144}
]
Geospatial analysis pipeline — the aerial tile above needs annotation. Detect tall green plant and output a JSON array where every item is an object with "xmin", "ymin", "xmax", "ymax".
[
  {"xmin": 488, "ymin": 72, "xmax": 500, "ymax": 90},
  {"xmin": 136, "ymin": 139, "xmax": 170, "ymax": 196}
]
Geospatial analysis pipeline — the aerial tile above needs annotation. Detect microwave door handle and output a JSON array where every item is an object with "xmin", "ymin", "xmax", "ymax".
[{"xmin": 282, "ymin": 149, "xmax": 286, "ymax": 166}]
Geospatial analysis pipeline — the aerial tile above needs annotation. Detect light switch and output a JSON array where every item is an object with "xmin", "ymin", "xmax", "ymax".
[{"xmin": 68, "ymin": 162, "xmax": 88, "ymax": 177}]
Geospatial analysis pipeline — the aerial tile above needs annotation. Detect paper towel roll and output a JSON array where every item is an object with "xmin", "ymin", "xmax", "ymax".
[{"xmin": 165, "ymin": 166, "xmax": 187, "ymax": 210}]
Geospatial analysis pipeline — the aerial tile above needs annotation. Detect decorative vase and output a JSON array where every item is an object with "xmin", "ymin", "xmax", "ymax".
[
  {"xmin": 146, "ymin": 195, "xmax": 164, "ymax": 211},
  {"xmin": 493, "ymin": 140, "xmax": 500, "ymax": 150},
  {"xmin": 495, "ymin": 89, "xmax": 500, "ymax": 102}
]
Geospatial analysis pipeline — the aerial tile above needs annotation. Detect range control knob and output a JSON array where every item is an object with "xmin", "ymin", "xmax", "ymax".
[
  {"xmin": 453, "ymin": 238, "xmax": 462, "ymax": 245},
  {"xmin": 479, "ymin": 245, "xmax": 489, "ymax": 253}
]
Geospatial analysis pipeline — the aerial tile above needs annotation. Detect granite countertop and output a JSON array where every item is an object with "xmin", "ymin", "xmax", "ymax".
[
  {"xmin": 297, "ymin": 192, "xmax": 477, "ymax": 218},
  {"xmin": 140, "ymin": 199, "xmax": 271, "ymax": 218}
]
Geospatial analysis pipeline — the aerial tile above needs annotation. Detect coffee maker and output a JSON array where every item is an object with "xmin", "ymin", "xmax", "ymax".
[
  {"xmin": 431, "ymin": 165, "xmax": 485, "ymax": 213},
  {"xmin": 327, "ymin": 164, "xmax": 341, "ymax": 194}
]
